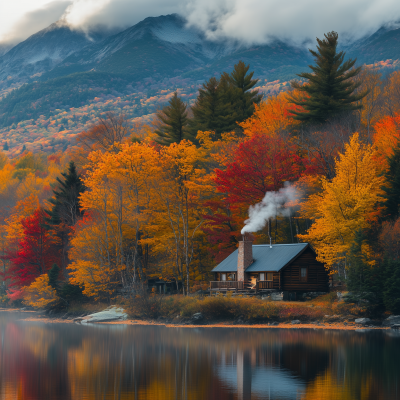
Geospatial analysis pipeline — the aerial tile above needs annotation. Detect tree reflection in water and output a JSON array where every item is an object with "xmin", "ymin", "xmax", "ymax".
[{"xmin": 0, "ymin": 312, "xmax": 399, "ymax": 400}]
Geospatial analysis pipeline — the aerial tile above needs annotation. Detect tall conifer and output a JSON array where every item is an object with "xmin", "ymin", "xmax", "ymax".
[
  {"xmin": 189, "ymin": 77, "xmax": 231, "ymax": 139},
  {"xmin": 382, "ymin": 144, "xmax": 400, "ymax": 220},
  {"xmin": 47, "ymin": 161, "xmax": 85, "ymax": 227},
  {"xmin": 290, "ymin": 31, "xmax": 366, "ymax": 124},
  {"xmin": 155, "ymin": 92, "xmax": 193, "ymax": 145}
]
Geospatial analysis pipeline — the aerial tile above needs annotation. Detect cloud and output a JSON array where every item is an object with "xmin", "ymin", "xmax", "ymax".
[
  {"xmin": 63, "ymin": 0, "xmax": 182, "ymax": 30},
  {"xmin": 2, "ymin": 0, "xmax": 400, "ymax": 48},
  {"xmin": 0, "ymin": 1, "xmax": 71, "ymax": 46},
  {"xmin": 184, "ymin": 0, "xmax": 400, "ymax": 45}
]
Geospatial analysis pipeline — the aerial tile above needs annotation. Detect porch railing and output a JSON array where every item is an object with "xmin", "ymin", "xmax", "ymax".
[
  {"xmin": 210, "ymin": 281, "xmax": 244, "ymax": 290},
  {"xmin": 256, "ymin": 281, "xmax": 274, "ymax": 290}
]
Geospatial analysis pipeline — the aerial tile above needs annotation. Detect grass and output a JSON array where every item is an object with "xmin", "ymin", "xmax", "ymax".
[{"xmin": 125, "ymin": 292, "xmax": 370, "ymax": 322}]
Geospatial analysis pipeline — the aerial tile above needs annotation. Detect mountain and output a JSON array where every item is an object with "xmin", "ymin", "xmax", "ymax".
[
  {"xmin": 1, "ymin": 14, "xmax": 400, "ymax": 155},
  {"xmin": 43, "ymin": 14, "xmax": 311, "ymax": 82},
  {"xmin": 0, "ymin": 21, "xmax": 117, "ymax": 83},
  {"xmin": 347, "ymin": 25, "xmax": 400, "ymax": 66}
]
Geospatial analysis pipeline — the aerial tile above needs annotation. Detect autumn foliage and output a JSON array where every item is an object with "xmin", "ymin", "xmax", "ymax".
[{"xmin": 1, "ymin": 62, "xmax": 400, "ymax": 310}]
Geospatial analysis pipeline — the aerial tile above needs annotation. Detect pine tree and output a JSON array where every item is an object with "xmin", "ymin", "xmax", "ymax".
[
  {"xmin": 48, "ymin": 263, "xmax": 60, "ymax": 290},
  {"xmin": 189, "ymin": 77, "xmax": 231, "ymax": 139},
  {"xmin": 47, "ymin": 161, "xmax": 85, "ymax": 227},
  {"xmin": 290, "ymin": 31, "xmax": 366, "ymax": 124},
  {"xmin": 189, "ymin": 61, "xmax": 262, "ymax": 138},
  {"xmin": 346, "ymin": 230, "xmax": 383, "ymax": 307},
  {"xmin": 47, "ymin": 162, "xmax": 85, "ymax": 278},
  {"xmin": 382, "ymin": 144, "xmax": 400, "ymax": 220},
  {"xmin": 154, "ymin": 92, "xmax": 194, "ymax": 145},
  {"xmin": 227, "ymin": 60, "xmax": 263, "ymax": 123},
  {"xmin": 382, "ymin": 258, "xmax": 400, "ymax": 314}
]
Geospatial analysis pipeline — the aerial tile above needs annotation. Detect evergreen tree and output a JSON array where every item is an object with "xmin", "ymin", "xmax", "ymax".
[
  {"xmin": 154, "ymin": 92, "xmax": 194, "ymax": 145},
  {"xmin": 382, "ymin": 258, "xmax": 400, "ymax": 314},
  {"xmin": 382, "ymin": 144, "xmax": 400, "ymax": 220},
  {"xmin": 48, "ymin": 263, "xmax": 60, "ymax": 290},
  {"xmin": 189, "ymin": 61, "xmax": 262, "ymax": 138},
  {"xmin": 47, "ymin": 161, "xmax": 85, "ymax": 226},
  {"xmin": 290, "ymin": 31, "xmax": 366, "ymax": 124},
  {"xmin": 189, "ymin": 77, "xmax": 231, "ymax": 139},
  {"xmin": 346, "ymin": 230, "xmax": 383, "ymax": 308},
  {"xmin": 227, "ymin": 60, "xmax": 263, "ymax": 123},
  {"xmin": 3, "ymin": 141, "xmax": 8, "ymax": 151}
]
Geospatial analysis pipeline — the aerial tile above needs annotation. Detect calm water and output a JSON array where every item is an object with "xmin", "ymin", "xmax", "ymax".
[{"xmin": 1, "ymin": 312, "xmax": 399, "ymax": 400}]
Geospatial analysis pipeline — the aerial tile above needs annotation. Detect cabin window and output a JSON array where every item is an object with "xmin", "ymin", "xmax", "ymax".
[
  {"xmin": 267, "ymin": 272, "xmax": 273, "ymax": 281},
  {"xmin": 259, "ymin": 273, "xmax": 265, "ymax": 281},
  {"xmin": 300, "ymin": 267, "xmax": 308, "ymax": 282},
  {"xmin": 221, "ymin": 273, "xmax": 227, "ymax": 281},
  {"xmin": 227, "ymin": 273, "xmax": 236, "ymax": 281}
]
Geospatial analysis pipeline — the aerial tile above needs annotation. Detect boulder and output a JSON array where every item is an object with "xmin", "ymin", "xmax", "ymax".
[
  {"xmin": 78, "ymin": 306, "xmax": 128, "ymax": 324},
  {"xmin": 382, "ymin": 315, "xmax": 400, "ymax": 327},
  {"xmin": 355, "ymin": 318, "xmax": 371, "ymax": 325},
  {"xmin": 191, "ymin": 313, "xmax": 204, "ymax": 323},
  {"xmin": 291, "ymin": 320, "xmax": 301, "ymax": 325},
  {"xmin": 271, "ymin": 292, "xmax": 283, "ymax": 301}
]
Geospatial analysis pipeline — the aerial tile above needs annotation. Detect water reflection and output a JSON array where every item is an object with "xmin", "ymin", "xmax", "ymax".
[{"xmin": 0, "ymin": 312, "xmax": 399, "ymax": 400}]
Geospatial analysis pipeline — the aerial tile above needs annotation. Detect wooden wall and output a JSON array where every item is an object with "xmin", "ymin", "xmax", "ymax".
[{"xmin": 281, "ymin": 247, "xmax": 329, "ymax": 292}]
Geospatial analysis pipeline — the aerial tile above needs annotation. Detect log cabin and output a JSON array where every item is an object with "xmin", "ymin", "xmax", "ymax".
[{"xmin": 210, "ymin": 234, "xmax": 329, "ymax": 299}]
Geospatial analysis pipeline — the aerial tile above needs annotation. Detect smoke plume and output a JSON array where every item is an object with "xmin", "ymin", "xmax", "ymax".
[{"xmin": 241, "ymin": 182, "xmax": 300, "ymax": 234}]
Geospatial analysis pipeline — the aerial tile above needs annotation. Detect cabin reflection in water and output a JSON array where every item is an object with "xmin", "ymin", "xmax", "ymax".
[{"xmin": 216, "ymin": 343, "xmax": 328, "ymax": 399}]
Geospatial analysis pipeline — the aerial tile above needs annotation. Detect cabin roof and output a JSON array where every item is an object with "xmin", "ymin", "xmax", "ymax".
[{"xmin": 211, "ymin": 243, "xmax": 309, "ymax": 273}]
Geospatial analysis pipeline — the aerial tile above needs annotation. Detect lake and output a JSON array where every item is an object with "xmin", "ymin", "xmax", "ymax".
[{"xmin": 1, "ymin": 311, "xmax": 399, "ymax": 400}]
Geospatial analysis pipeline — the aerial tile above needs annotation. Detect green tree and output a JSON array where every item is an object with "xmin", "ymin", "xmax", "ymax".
[
  {"xmin": 47, "ymin": 161, "xmax": 85, "ymax": 227},
  {"xmin": 189, "ymin": 77, "xmax": 231, "ymax": 139},
  {"xmin": 382, "ymin": 258, "xmax": 400, "ymax": 314},
  {"xmin": 346, "ymin": 230, "xmax": 383, "ymax": 310},
  {"xmin": 47, "ymin": 161, "xmax": 85, "ymax": 277},
  {"xmin": 382, "ymin": 144, "xmax": 400, "ymax": 220},
  {"xmin": 290, "ymin": 31, "xmax": 366, "ymax": 124},
  {"xmin": 48, "ymin": 263, "xmax": 60, "ymax": 290},
  {"xmin": 226, "ymin": 60, "xmax": 262, "ymax": 123},
  {"xmin": 189, "ymin": 61, "xmax": 262, "ymax": 138},
  {"xmin": 154, "ymin": 92, "xmax": 193, "ymax": 145}
]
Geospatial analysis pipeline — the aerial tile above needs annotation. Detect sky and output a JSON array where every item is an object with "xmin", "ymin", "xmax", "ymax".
[{"xmin": 1, "ymin": 0, "xmax": 400, "ymax": 47}]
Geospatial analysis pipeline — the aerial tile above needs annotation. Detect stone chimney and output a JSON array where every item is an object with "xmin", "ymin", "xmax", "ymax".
[{"xmin": 237, "ymin": 233, "xmax": 253, "ymax": 281}]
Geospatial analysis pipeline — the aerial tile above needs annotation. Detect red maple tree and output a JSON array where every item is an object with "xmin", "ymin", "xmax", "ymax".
[
  {"xmin": 203, "ymin": 134, "xmax": 317, "ymax": 260},
  {"xmin": 7, "ymin": 208, "xmax": 59, "ymax": 288}
]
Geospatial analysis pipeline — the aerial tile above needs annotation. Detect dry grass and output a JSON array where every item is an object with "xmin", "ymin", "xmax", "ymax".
[{"xmin": 126, "ymin": 292, "xmax": 368, "ymax": 322}]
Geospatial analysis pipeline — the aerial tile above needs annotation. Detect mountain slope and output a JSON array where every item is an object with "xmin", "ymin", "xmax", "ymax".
[
  {"xmin": 43, "ymin": 14, "xmax": 311, "ymax": 82},
  {"xmin": 0, "ymin": 22, "xmax": 115, "ymax": 83},
  {"xmin": 347, "ymin": 25, "xmax": 400, "ymax": 65}
]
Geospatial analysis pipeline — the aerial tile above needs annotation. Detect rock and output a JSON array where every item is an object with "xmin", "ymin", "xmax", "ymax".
[
  {"xmin": 79, "ymin": 306, "xmax": 128, "ymax": 324},
  {"xmin": 291, "ymin": 320, "xmax": 301, "ymax": 325},
  {"xmin": 382, "ymin": 315, "xmax": 400, "ymax": 327},
  {"xmin": 191, "ymin": 313, "xmax": 204, "ymax": 323},
  {"xmin": 355, "ymin": 318, "xmax": 371, "ymax": 325},
  {"xmin": 271, "ymin": 292, "xmax": 283, "ymax": 301}
]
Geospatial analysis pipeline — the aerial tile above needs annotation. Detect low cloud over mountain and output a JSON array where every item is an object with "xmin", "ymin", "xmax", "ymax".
[{"xmin": 2, "ymin": 0, "xmax": 400, "ymax": 48}]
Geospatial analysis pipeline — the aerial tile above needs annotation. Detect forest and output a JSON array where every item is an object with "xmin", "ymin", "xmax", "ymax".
[{"xmin": 0, "ymin": 31, "xmax": 400, "ymax": 315}]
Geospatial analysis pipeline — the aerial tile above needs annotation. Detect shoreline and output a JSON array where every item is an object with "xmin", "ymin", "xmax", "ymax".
[{"xmin": 1, "ymin": 309, "xmax": 391, "ymax": 331}]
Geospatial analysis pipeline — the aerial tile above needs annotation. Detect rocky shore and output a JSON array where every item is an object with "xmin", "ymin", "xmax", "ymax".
[{"xmin": 3, "ymin": 307, "xmax": 400, "ymax": 331}]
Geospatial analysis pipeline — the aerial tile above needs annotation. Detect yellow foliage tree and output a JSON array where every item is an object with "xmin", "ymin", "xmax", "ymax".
[
  {"xmin": 24, "ymin": 274, "xmax": 58, "ymax": 308},
  {"xmin": 299, "ymin": 133, "xmax": 385, "ymax": 275},
  {"xmin": 239, "ymin": 92, "xmax": 299, "ymax": 138}
]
